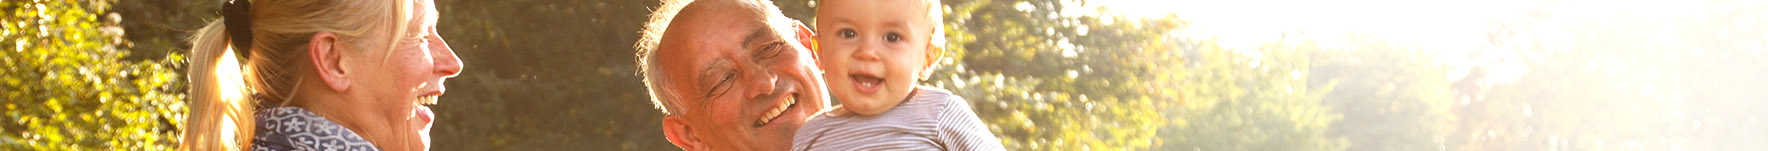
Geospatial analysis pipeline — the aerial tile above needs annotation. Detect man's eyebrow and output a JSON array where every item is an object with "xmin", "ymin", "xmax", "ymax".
[{"xmin": 742, "ymin": 26, "xmax": 774, "ymax": 46}]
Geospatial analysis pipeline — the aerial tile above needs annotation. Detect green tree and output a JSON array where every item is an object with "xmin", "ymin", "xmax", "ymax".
[
  {"xmin": 931, "ymin": 0, "xmax": 1171, "ymax": 150},
  {"xmin": 1, "ymin": 0, "xmax": 185, "ymax": 150},
  {"xmin": 933, "ymin": 0, "xmax": 1346, "ymax": 150},
  {"xmin": 1150, "ymin": 41, "xmax": 1345, "ymax": 151},
  {"xmin": 1307, "ymin": 42, "xmax": 1457, "ymax": 151}
]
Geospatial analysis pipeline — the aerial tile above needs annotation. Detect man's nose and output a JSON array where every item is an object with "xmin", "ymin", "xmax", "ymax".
[{"xmin": 742, "ymin": 67, "xmax": 779, "ymax": 100}]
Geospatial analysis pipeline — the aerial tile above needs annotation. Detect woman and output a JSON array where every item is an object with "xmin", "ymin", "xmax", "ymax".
[{"xmin": 181, "ymin": 0, "xmax": 462, "ymax": 150}]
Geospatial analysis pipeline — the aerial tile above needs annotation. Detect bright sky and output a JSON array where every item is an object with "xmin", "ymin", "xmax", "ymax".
[
  {"xmin": 1069, "ymin": 1, "xmax": 1768, "ymax": 149},
  {"xmin": 1087, "ymin": 0, "xmax": 1535, "ymax": 51}
]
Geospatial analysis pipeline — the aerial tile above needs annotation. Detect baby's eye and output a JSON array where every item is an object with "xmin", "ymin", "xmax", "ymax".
[
  {"xmin": 838, "ymin": 29, "xmax": 857, "ymax": 39},
  {"xmin": 885, "ymin": 33, "xmax": 902, "ymax": 42}
]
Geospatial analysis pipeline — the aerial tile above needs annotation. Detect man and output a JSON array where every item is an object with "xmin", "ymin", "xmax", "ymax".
[{"xmin": 634, "ymin": 0, "xmax": 829, "ymax": 150}]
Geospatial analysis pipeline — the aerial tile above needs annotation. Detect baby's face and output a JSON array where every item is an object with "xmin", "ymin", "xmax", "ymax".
[{"xmin": 815, "ymin": 0, "xmax": 937, "ymax": 115}]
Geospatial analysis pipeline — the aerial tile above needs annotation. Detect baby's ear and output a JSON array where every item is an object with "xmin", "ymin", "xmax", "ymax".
[
  {"xmin": 792, "ymin": 20, "xmax": 818, "ymax": 62},
  {"xmin": 921, "ymin": 44, "xmax": 945, "ymax": 80}
]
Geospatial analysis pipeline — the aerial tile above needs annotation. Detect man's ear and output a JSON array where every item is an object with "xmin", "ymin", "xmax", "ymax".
[
  {"xmin": 662, "ymin": 115, "xmax": 705, "ymax": 151},
  {"xmin": 308, "ymin": 32, "xmax": 350, "ymax": 93},
  {"xmin": 792, "ymin": 20, "xmax": 818, "ymax": 62},
  {"xmin": 921, "ymin": 44, "xmax": 945, "ymax": 80}
]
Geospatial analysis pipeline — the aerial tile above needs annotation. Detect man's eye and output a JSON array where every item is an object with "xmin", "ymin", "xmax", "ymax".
[
  {"xmin": 839, "ymin": 29, "xmax": 857, "ymax": 39},
  {"xmin": 756, "ymin": 42, "xmax": 784, "ymax": 60},
  {"xmin": 885, "ymin": 33, "xmax": 902, "ymax": 42},
  {"xmin": 704, "ymin": 73, "xmax": 736, "ymax": 100}
]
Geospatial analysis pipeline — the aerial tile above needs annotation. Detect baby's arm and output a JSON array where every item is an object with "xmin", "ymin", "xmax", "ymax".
[{"xmin": 936, "ymin": 96, "xmax": 1007, "ymax": 151}]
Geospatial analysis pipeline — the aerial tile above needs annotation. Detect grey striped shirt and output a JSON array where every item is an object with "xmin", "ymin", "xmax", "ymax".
[{"xmin": 792, "ymin": 86, "xmax": 1007, "ymax": 151}]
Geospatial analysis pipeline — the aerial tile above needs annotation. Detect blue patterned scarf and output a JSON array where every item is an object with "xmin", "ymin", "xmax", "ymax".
[{"xmin": 252, "ymin": 107, "xmax": 381, "ymax": 151}]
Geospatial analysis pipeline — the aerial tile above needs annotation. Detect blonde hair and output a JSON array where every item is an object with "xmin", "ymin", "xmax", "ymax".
[{"xmin": 182, "ymin": 0, "xmax": 417, "ymax": 150}]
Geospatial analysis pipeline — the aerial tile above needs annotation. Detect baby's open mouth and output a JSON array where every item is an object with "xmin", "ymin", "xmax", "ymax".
[{"xmin": 851, "ymin": 74, "xmax": 884, "ymax": 94}]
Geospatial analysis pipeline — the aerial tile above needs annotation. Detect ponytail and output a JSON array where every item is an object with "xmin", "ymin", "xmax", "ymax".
[
  {"xmin": 181, "ymin": 20, "xmax": 256, "ymax": 151},
  {"xmin": 180, "ymin": 0, "xmax": 409, "ymax": 149}
]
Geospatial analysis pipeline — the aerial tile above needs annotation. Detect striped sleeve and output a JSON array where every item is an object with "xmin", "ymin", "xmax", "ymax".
[
  {"xmin": 792, "ymin": 86, "xmax": 1006, "ymax": 150},
  {"xmin": 931, "ymin": 89, "xmax": 1008, "ymax": 151}
]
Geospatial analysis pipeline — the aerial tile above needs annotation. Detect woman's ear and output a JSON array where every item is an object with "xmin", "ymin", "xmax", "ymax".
[
  {"xmin": 792, "ymin": 20, "xmax": 818, "ymax": 62},
  {"xmin": 308, "ymin": 32, "xmax": 350, "ymax": 93},
  {"xmin": 662, "ymin": 116, "xmax": 705, "ymax": 151}
]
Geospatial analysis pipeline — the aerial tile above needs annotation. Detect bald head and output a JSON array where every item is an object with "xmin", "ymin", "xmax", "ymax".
[
  {"xmin": 635, "ymin": 0, "xmax": 831, "ymax": 150},
  {"xmin": 636, "ymin": 0, "xmax": 790, "ymax": 115}
]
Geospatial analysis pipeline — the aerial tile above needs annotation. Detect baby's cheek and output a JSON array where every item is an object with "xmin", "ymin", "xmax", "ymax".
[{"xmin": 888, "ymin": 66, "xmax": 919, "ymax": 95}]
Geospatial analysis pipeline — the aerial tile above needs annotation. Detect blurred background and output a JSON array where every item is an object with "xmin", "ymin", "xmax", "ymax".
[{"xmin": 5, "ymin": 0, "xmax": 1767, "ymax": 150}]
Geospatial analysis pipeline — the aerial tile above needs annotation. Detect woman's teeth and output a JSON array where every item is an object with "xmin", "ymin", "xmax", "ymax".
[
  {"xmin": 418, "ymin": 95, "xmax": 439, "ymax": 106},
  {"xmin": 755, "ymin": 96, "xmax": 797, "ymax": 126}
]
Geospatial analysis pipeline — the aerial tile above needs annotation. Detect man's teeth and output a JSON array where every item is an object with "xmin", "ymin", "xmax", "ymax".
[{"xmin": 756, "ymin": 96, "xmax": 797, "ymax": 126}]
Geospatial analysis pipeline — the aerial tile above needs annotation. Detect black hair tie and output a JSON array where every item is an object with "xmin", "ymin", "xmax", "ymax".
[{"xmin": 222, "ymin": 0, "xmax": 253, "ymax": 56}]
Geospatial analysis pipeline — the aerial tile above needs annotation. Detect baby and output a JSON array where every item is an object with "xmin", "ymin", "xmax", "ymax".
[{"xmin": 791, "ymin": 0, "xmax": 1006, "ymax": 150}]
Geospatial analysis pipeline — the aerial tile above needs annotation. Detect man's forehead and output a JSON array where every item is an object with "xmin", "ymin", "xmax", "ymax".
[
  {"xmin": 653, "ymin": 0, "xmax": 783, "ymax": 89},
  {"xmin": 656, "ymin": 0, "xmax": 775, "ymax": 59}
]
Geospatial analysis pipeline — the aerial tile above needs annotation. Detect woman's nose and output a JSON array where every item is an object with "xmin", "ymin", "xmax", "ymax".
[{"xmin": 432, "ymin": 36, "xmax": 463, "ymax": 78}]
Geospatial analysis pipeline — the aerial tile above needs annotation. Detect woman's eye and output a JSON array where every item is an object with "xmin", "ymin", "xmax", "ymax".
[
  {"xmin": 885, "ymin": 33, "xmax": 902, "ymax": 42},
  {"xmin": 838, "ymin": 29, "xmax": 857, "ymax": 39},
  {"xmin": 413, "ymin": 35, "xmax": 431, "ymax": 44}
]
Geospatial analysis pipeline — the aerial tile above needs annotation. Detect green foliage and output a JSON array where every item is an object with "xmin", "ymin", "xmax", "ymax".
[
  {"xmin": 934, "ymin": 0, "xmax": 1346, "ymax": 150},
  {"xmin": 932, "ymin": 0, "xmax": 1171, "ymax": 150},
  {"xmin": 1, "ymin": 0, "xmax": 185, "ymax": 150},
  {"xmin": 1149, "ymin": 41, "xmax": 1345, "ymax": 151},
  {"xmin": 1308, "ymin": 43, "xmax": 1456, "ymax": 151}
]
